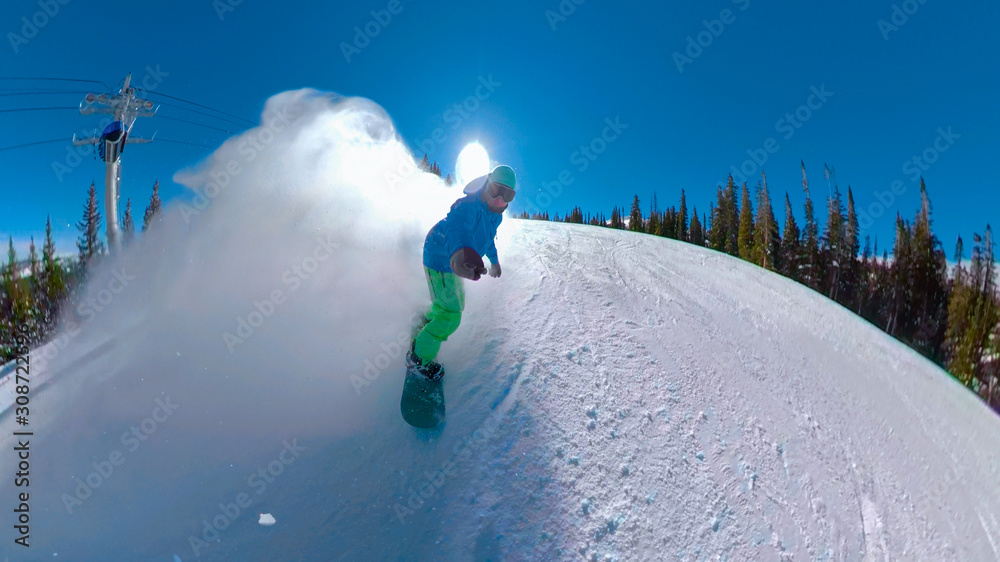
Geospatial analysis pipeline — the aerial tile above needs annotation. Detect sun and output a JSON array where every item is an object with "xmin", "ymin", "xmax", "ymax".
[{"xmin": 455, "ymin": 142, "xmax": 490, "ymax": 186}]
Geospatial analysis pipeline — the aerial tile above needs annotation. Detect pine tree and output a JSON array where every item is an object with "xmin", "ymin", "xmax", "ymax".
[
  {"xmin": 1, "ymin": 239, "xmax": 15, "ymax": 358},
  {"xmin": 737, "ymin": 182, "xmax": 755, "ymax": 261},
  {"xmin": 27, "ymin": 237, "xmax": 41, "ymax": 325},
  {"xmin": 751, "ymin": 174, "xmax": 779, "ymax": 270},
  {"xmin": 77, "ymin": 181, "xmax": 105, "ymax": 272},
  {"xmin": 907, "ymin": 179, "xmax": 948, "ymax": 359},
  {"xmin": 689, "ymin": 206, "xmax": 704, "ymax": 246},
  {"xmin": 1, "ymin": 237, "xmax": 32, "ymax": 355},
  {"xmin": 41, "ymin": 215, "xmax": 66, "ymax": 328},
  {"xmin": 887, "ymin": 214, "xmax": 913, "ymax": 337},
  {"xmin": 823, "ymin": 185, "xmax": 845, "ymax": 300},
  {"xmin": 143, "ymin": 180, "xmax": 162, "ymax": 232},
  {"xmin": 946, "ymin": 236, "xmax": 974, "ymax": 382},
  {"xmin": 705, "ymin": 203, "xmax": 714, "ymax": 245},
  {"xmin": 610, "ymin": 206, "xmax": 623, "ymax": 229},
  {"xmin": 725, "ymin": 178, "xmax": 740, "ymax": 256},
  {"xmin": 842, "ymin": 187, "xmax": 861, "ymax": 309},
  {"xmin": 122, "ymin": 198, "xmax": 134, "ymax": 245},
  {"xmin": 709, "ymin": 188, "xmax": 726, "ymax": 251},
  {"xmin": 662, "ymin": 208, "xmax": 677, "ymax": 239},
  {"xmin": 28, "ymin": 237, "xmax": 39, "ymax": 284},
  {"xmin": 647, "ymin": 198, "xmax": 660, "ymax": 235},
  {"xmin": 779, "ymin": 193, "xmax": 800, "ymax": 280},
  {"xmin": 984, "ymin": 227, "xmax": 1000, "ymax": 404},
  {"xmin": 650, "ymin": 192, "xmax": 659, "ymax": 230},
  {"xmin": 677, "ymin": 189, "xmax": 688, "ymax": 242},
  {"xmin": 629, "ymin": 195, "xmax": 643, "ymax": 232},
  {"xmin": 2, "ymin": 237, "xmax": 18, "ymax": 310},
  {"xmin": 801, "ymin": 164, "xmax": 821, "ymax": 290},
  {"xmin": 946, "ymin": 228, "xmax": 999, "ymax": 386},
  {"xmin": 857, "ymin": 234, "xmax": 873, "ymax": 316}
]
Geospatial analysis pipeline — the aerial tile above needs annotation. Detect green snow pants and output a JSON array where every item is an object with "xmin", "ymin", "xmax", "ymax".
[{"xmin": 413, "ymin": 267, "xmax": 465, "ymax": 362}]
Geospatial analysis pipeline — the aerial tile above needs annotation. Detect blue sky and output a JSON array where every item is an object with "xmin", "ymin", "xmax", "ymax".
[{"xmin": 1, "ymin": 0, "xmax": 997, "ymax": 257}]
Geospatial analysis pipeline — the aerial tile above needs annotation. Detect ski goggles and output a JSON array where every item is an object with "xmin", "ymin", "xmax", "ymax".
[{"xmin": 487, "ymin": 181, "xmax": 516, "ymax": 203}]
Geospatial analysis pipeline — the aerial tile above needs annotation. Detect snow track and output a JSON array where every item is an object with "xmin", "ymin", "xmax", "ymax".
[{"xmin": 3, "ymin": 220, "xmax": 999, "ymax": 561}]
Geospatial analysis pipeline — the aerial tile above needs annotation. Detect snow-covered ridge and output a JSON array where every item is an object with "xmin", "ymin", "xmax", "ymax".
[{"xmin": 2, "ymin": 219, "xmax": 998, "ymax": 561}]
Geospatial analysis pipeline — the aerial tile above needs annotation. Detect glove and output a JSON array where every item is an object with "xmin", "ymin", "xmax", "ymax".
[
  {"xmin": 489, "ymin": 263, "xmax": 502, "ymax": 278},
  {"xmin": 450, "ymin": 247, "xmax": 487, "ymax": 281}
]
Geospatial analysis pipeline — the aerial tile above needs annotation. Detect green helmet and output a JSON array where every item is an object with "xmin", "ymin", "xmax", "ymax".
[{"xmin": 488, "ymin": 165, "xmax": 516, "ymax": 190}]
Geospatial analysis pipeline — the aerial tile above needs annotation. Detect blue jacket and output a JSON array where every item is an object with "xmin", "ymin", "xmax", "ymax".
[{"xmin": 423, "ymin": 186, "xmax": 503, "ymax": 273}]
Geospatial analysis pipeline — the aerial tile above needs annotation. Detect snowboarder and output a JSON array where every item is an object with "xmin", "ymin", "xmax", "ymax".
[{"xmin": 406, "ymin": 165, "xmax": 517, "ymax": 380}]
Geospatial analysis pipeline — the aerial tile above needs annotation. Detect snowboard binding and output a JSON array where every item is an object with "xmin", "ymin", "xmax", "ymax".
[{"xmin": 406, "ymin": 341, "xmax": 444, "ymax": 382}]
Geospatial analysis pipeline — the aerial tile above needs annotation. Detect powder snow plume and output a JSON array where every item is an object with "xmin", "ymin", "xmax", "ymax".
[{"xmin": 0, "ymin": 90, "xmax": 464, "ymax": 550}]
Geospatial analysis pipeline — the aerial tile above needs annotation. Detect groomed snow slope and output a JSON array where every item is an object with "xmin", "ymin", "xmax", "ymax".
[{"xmin": 3, "ymin": 219, "xmax": 1000, "ymax": 561}]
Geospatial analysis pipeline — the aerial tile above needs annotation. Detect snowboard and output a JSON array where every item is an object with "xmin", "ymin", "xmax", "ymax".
[{"xmin": 400, "ymin": 368, "xmax": 446, "ymax": 428}]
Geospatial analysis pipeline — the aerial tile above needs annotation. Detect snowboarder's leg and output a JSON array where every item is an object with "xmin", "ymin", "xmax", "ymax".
[{"xmin": 413, "ymin": 267, "xmax": 465, "ymax": 362}]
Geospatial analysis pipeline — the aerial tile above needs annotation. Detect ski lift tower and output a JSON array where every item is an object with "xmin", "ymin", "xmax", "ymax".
[{"xmin": 74, "ymin": 73, "xmax": 157, "ymax": 254}]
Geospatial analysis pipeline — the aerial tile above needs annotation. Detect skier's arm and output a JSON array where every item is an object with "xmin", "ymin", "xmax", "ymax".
[
  {"xmin": 486, "ymin": 238, "xmax": 499, "ymax": 267},
  {"xmin": 443, "ymin": 199, "xmax": 476, "ymax": 259}
]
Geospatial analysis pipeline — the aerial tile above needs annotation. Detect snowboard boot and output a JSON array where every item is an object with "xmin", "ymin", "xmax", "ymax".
[
  {"xmin": 411, "ymin": 314, "xmax": 430, "ymax": 341},
  {"xmin": 407, "ymin": 340, "xmax": 444, "ymax": 381}
]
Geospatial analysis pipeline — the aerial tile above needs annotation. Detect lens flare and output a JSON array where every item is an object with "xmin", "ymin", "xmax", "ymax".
[{"xmin": 455, "ymin": 142, "xmax": 490, "ymax": 186}]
